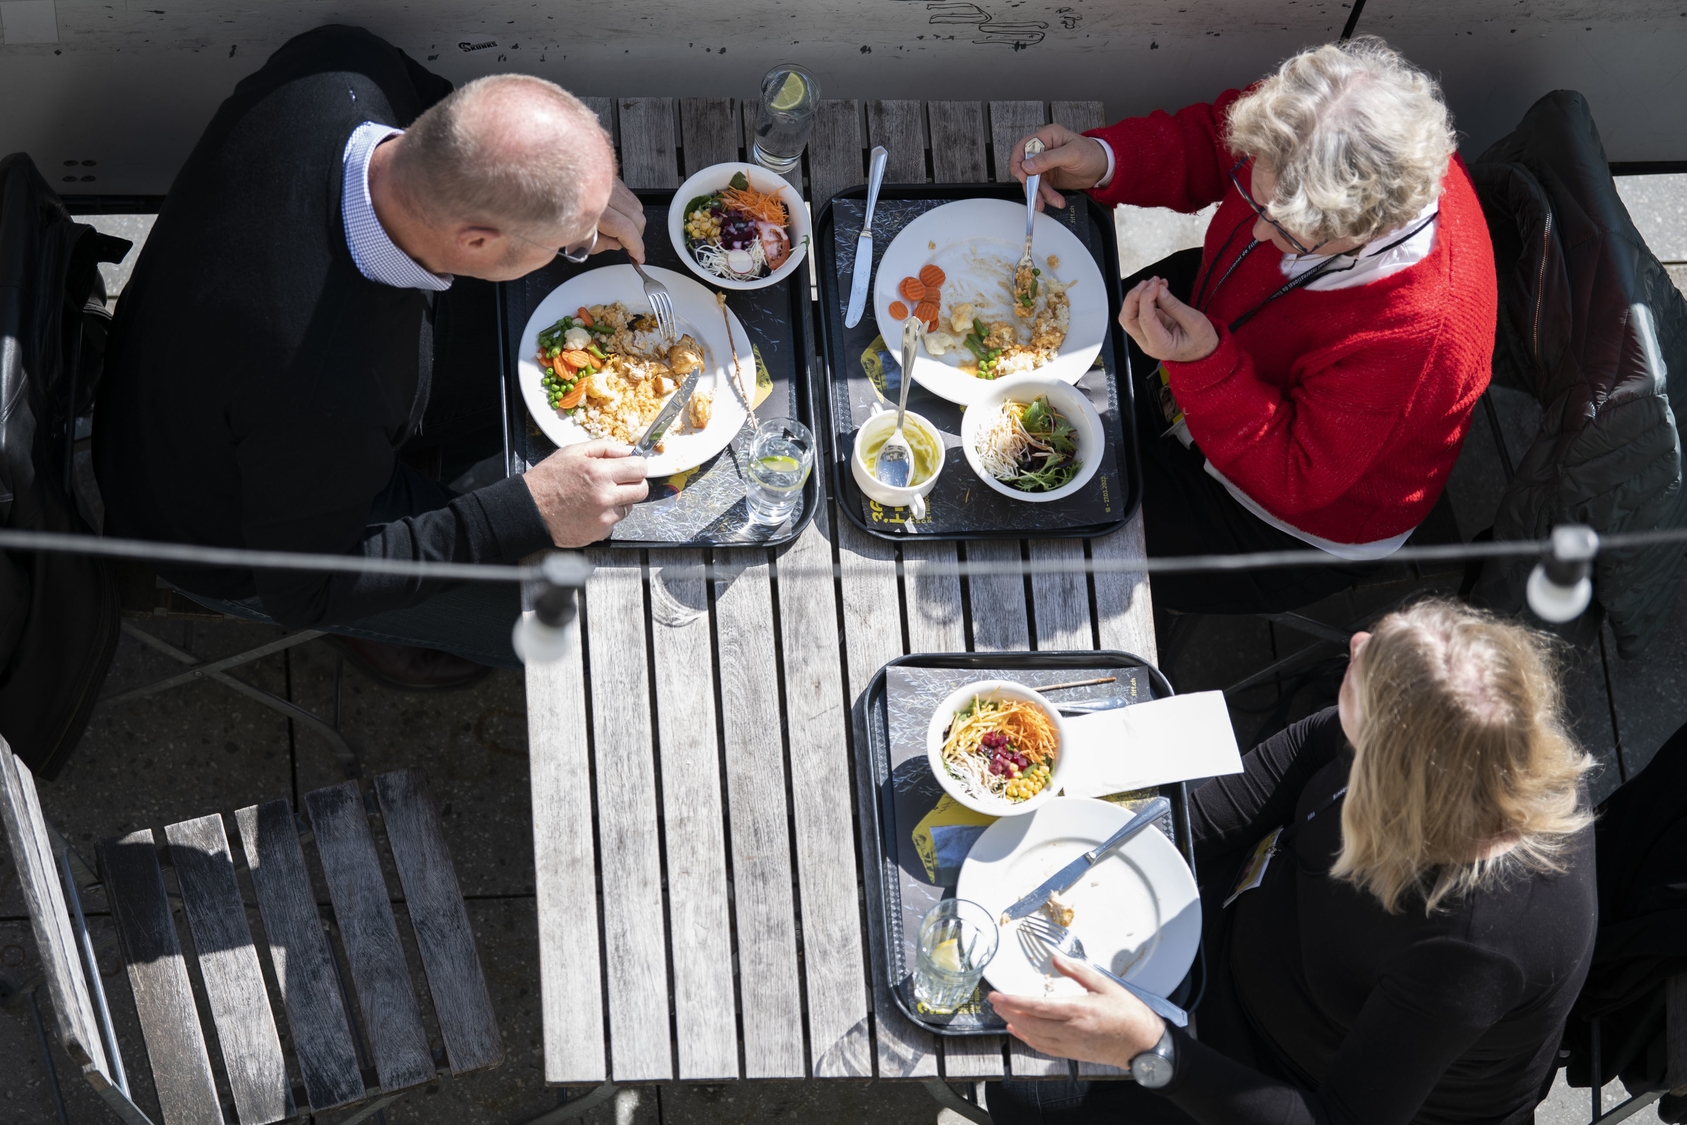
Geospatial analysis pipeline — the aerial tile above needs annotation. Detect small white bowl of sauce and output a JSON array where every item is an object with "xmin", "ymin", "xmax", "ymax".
[{"xmin": 850, "ymin": 409, "xmax": 947, "ymax": 519}]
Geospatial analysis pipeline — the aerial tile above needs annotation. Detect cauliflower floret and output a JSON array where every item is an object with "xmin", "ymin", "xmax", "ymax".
[
  {"xmin": 924, "ymin": 331, "xmax": 957, "ymax": 357},
  {"xmin": 949, "ymin": 303, "xmax": 976, "ymax": 335},
  {"xmin": 562, "ymin": 326, "xmax": 592, "ymax": 351}
]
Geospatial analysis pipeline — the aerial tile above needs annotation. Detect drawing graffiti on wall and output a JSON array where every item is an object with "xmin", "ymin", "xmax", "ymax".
[{"xmin": 895, "ymin": 0, "xmax": 1080, "ymax": 49}]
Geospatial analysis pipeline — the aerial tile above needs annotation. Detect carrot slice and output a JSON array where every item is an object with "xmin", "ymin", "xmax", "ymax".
[
  {"xmin": 888, "ymin": 300, "xmax": 910, "ymax": 321},
  {"xmin": 550, "ymin": 354, "xmax": 573, "ymax": 377},
  {"xmin": 576, "ymin": 306, "xmax": 595, "ymax": 328},
  {"xmin": 556, "ymin": 384, "xmax": 588, "ymax": 410},
  {"xmin": 919, "ymin": 264, "xmax": 946, "ymax": 288},
  {"xmin": 899, "ymin": 276, "xmax": 927, "ymax": 302},
  {"xmin": 914, "ymin": 298, "xmax": 940, "ymax": 325},
  {"xmin": 559, "ymin": 349, "xmax": 595, "ymax": 371}
]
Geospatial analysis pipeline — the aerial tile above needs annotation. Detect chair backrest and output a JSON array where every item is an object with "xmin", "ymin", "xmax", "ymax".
[
  {"xmin": 0, "ymin": 740, "xmax": 149, "ymax": 1123},
  {"xmin": 2, "ymin": 740, "xmax": 502, "ymax": 1125}
]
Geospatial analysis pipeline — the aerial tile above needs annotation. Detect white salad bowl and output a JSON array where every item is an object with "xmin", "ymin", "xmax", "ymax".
[
  {"xmin": 850, "ymin": 409, "xmax": 947, "ymax": 520},
  {"xmin": 959, "ymin": 376, "xmax": 1105, "ymax": 504},
  {"xmin": 926, "ymin": 680, "xmax": 1071, "ymax": 818},
  {"xmin": 667, "ymin": 161, "xmax": 810, "ymax": 291}
]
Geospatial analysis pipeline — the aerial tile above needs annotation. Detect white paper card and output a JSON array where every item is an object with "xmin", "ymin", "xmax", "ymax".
[
  {"xmin": 1060, "ymin": 690, "xmax": 1243, "ymax": 797},
  {"xmin": 0, "ymin": 1, "xmax": 57, "ymax": 44}
]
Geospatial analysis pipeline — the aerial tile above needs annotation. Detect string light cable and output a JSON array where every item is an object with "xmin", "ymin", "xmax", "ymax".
[{"xmin": 0, "ymin": 521, "xmax": 1668, "ymax": 661}]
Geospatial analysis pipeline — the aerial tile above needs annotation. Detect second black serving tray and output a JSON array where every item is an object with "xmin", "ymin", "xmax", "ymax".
[
  {"xmin": 815, "ymin": 184, "xmax": 1143, "ymax": 543},
  {"xmin": 855, "ymin": 651, "xmax": 1201, "ymax": 1037}
]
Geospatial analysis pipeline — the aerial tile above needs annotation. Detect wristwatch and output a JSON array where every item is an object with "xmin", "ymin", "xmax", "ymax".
[{"xmin": 1130, "ymin": 1027, "xmax": 1177, "ymax": 1088}]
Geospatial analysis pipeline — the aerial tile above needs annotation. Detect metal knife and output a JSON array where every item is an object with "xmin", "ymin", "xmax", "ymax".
[
  {"xmin": 844, "ymin": 145, "xmax": 890, "ymax": 328},
  {"xmin": 1057, "ymin": 697, "xmax": 1135, "ymax": 716},
  {"xmin": 632, "ymin": 369, "xmax": 702, "ymax": 456},
  {"xmin": 1001, "ymin": 796, "xmax": 1172, "ymax": 922}
]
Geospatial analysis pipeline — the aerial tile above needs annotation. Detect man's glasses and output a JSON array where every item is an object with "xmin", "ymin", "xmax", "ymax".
[
  {"xmin": 1229, "ymin": 158, "xmax": 1327, "ymax": 257},
  {"xmin": 514, "ymin": 227, "xmax": 599, "ymax": 263}
]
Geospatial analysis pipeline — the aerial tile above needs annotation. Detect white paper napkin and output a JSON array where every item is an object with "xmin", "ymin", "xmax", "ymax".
[{"xmin": 1060, "ymin": 690, "xmax": 1243, "ymax": 797}]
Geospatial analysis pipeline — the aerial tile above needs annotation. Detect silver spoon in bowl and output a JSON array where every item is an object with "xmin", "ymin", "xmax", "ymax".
[{"xmin": 873, "ymin": 317, "xmax": 922, "ymax": 489}]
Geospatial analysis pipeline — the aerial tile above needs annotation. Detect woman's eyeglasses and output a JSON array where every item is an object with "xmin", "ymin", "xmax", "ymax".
[{"xmin": 1229, "ymin": 158, "xmax": 1327, "ymax": 256}]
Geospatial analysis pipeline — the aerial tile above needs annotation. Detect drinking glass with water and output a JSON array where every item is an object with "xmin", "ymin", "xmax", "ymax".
[
  {"xmin": 752, "ymin": 64, "xmax": 820, "ymax": 174},
  {"xmin": 746, "ymin": 417, "xmax": 815, "ymax": 526},
  {"xmin": 914, "ymin": 899, "xmax": 998, "ymax": 1014}
]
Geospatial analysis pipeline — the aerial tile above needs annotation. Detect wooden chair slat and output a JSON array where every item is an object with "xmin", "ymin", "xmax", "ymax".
[
  {"xmin": 1029, "ymin": 539, "xmax": 1092, "ymax": 650},
  {"xmin": 866, "ymin": 101, "xmax": 927, "ymax": 182},
  {"xmin": 303, "ymin": 782, "xmax": 434, "ymax": 1093},
  {"xmin": 679, "ymin": 98, "xmax": 741, "ymax": 175},
  {"xmin": 713, "ymin": 550, "xmax": 806, "ymax": 1078},
  {"xmin": 769, "ymin": 477, "xmax": 875, "ymax": 1078},
  {"xmin": 836, "ymin": 520, "xmax": 940, "ymax": 1078},
  {"xmin": 618, "ymin": 97, "xmax": 680, "ymax": 190},
  {"xmin": 581, "ymin": 96, "xmax": 617, "ymax": 142},
  {"xmin": 988, "ymin": 101, "xmax": 1050, "ymax": 182},
  {"xmin": 524, "ymin": 609, "xmax": 608, "ymax": 1085},
  {"xmin": 808, "ymin": 100, "xmax": 864, "ymax": 207},
  {"xmin": 99, "ymin": 829, "xmax": 223, "ymax": 1125},
  {"xmin": 966, "ymin": 540, "xmax": 1032, "ymax": 651},
  {"xmin": 0, "ymin": 747, "xmax": 111, "ymax": 1078},
  {"xmin": 583, "ymin": 554, "xmax": 674, "ymax": 1081},
  {"xmin": 233, "ymin": 800, "xmax": 366, "ymax": 1111},
  {"xmin": 1050, "ymin": 100, "xmax": 1106, "ymax": 134},
  {"xmin": 1091, "ymin": 520, "xmax": 1159, "ymax": 664},
  {"xmin": 928, "ymin": 102, "xmax": 989, "ymax": 184},
  {"xmin": 164, "ymin": 814, "xmax": 294, "ymax": 1125},
  {"xmin": 942, "ymin": 1037, "xmax": 1007, "ymax": 1078},
  {"xmin": 647, "ymin": 549, "xmax": 739, "ymax": 1080},
  {"xmin": 373, "ymin": 770, "xmax": 503, "ymax": 1075}
]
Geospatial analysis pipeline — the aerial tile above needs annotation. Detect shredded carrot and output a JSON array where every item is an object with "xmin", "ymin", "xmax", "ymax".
[
  {"xmin": 888, "ymin": 300, "xmax": 910, "ymax": 320},
  {"xmin": 899, "ymin": 276, "xmax": 926, "ymax": 302},
  {"xmin": 919, "ymin": 264, "xmax": 946, "ymax": 288},
  {"xmin": 720, "ymin": 186, "xmax": 789, "ymax": 225}
]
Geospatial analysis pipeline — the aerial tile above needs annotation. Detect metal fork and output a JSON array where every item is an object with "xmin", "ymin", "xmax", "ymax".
[
  {"xmin": 631, "ymin": 261, "xmax": 677, "ymax": 343},
  {"xmin": 1017, "ymin": 915, "xmax": 1189, "ymax": 1027},
  {"xmin": 1018, "ymin": 136, "xmax": 1045, "ymax": 275}
]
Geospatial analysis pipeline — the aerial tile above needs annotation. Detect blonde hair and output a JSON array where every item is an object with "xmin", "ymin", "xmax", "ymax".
[
  {"xmin": 1225, "ymin": 36, "xmax": 1456, "ymax": 244},
  {"xmin": 390, "ymin": 74, "xmax": 613, "ymax": 232},
  {"xmin": 1332, "ymin": 600, "xmax": 1593, "ymax": 915}
]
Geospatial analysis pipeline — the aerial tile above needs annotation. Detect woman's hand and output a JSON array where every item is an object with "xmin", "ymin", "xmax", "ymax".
[
  {"xmin": 988, "ymin": 954, "xmax": 1166, "ymax": 1070},
  {"xmin": 1009, "ymin": 123, "xmax": 1110, "ymax": 211},
  {"xmin": 1120, "ymin": 277, "xmax": 1220, "ymax": 363}
]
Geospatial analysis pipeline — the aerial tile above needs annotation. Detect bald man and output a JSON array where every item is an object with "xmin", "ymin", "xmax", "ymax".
[{"xmin": 95, "ymin": 25, "xmax": 646, "ymax": 686}]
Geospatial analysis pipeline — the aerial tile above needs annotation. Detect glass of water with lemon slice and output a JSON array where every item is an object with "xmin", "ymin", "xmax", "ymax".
[
  {"xmin": 914, "ymin": 899, "xmax": 999, "ymax": 1014},
  {"xmin": 752, "ymin": 64, "xmax": 820, "ymax": 174},
  {"xmin": 746, "ymin": 417, "xmax": 815, "ymax": 525}
]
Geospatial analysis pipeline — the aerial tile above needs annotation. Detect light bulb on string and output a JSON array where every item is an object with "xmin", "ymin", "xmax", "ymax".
[
  {"xmin": 512, "ymin": 552, "xmax": 592, "ymax": 664},
  {"xmin": 1525, "ymin": 525, "xmax": 1598, "ymax": 624}
]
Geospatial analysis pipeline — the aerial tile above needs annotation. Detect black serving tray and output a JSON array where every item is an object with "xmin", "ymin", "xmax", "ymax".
[
  {"xmin": 815, "ymin": 184, "xmax": 1142, "ymax": 542},
  {"xmin": 497, "ymin": 188, "xmax": 822, "ymax": 550},
  {"xmin": 855, "ymin": 651, "xmax": 1200, "ymax": 1037}
]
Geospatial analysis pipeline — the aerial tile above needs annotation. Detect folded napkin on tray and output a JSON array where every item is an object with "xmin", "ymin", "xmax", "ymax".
[{"xmin": 1060, "ymin": 690, "xmax": 1243, "ymax": 797}]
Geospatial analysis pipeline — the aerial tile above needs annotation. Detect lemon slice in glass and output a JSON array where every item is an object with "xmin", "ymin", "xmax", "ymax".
[
  {"xmin": 931, "ymin": 937, "xmax": 964, "ymax": 973},
  {"xmin": 769, "ymin": 71, "xmax": 808, "ymax": 112},
  {"xmin": 758, "ymin": 454, "xmax": 801, "ymax": 475}
]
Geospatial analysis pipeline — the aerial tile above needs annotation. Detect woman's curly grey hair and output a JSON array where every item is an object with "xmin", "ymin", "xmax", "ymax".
[{"xmin": 1226, "ymin": 36, "xmax": 1456, "ymax": 244}]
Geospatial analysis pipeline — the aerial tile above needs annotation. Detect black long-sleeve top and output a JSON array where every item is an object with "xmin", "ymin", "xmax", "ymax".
[
  {"xmin": 1158, "ymin": 708, "xmax": 1596, "ymax": 1125},
  {"xmin": 93, "ymin": 27, "xmax": 552, "ymax": 627}
]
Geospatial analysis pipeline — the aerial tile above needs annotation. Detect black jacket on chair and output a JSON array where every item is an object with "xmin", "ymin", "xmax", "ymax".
[
  {"xmin": 0, "ymin": 153, "xmax": 130, "ymax": 777},
  {"xmin": 1469, "ymin": 90, "xmax": 1687, "ymax": 657}
]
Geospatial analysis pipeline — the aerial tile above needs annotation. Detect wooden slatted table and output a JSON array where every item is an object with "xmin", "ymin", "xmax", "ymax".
[{"xmin": 526, "ymin": 96, "xmax": 1157, "ymax": 1091}]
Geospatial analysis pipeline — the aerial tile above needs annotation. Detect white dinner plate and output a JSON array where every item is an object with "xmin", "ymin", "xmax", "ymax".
[
  {"xmin": 517, "ymin": 264, "xmax": 753, "ymax": 477},
  {"xmin": 955, "ymin": 796, "xmax": 1201, "ymax": 999},
  {"xmin": 871, "ymin": 199, "xmax": 1109, "ymax": 406}
]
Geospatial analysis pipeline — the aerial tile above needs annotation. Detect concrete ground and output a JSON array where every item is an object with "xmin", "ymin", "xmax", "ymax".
[{"xmin": 5, "ymin": 174, "xmax": 1687, "ymax": 1124}]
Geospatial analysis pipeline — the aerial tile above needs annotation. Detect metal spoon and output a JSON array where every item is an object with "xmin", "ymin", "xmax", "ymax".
[
  {"xmin": 874, "ymin": 317, "xmax": 922, "ymax": 488},
  {"xmin": 1018, "ymin": 137, "xmax": 1045, "ymax": 275}
]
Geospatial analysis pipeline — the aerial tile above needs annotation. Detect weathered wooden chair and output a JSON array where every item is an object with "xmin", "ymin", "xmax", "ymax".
[{"xmin": 0, "ymin": 739, "xmax": 502, "ymax": 1124}]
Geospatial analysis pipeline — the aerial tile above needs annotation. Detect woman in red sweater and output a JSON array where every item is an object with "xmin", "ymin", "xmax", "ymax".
[{"xmin": 1012, "ymin": 37, "xmax": 1497, "ymax": 613}]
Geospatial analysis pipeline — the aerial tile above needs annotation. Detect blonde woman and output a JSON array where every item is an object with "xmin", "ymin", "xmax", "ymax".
[
  {"xmin": 1010, "ymin": 39, "xmax": 1497, "ymax": 614},
  {"xmin": 987, "ymin": 600, "xmax": 1596, "ymax": 1125}
]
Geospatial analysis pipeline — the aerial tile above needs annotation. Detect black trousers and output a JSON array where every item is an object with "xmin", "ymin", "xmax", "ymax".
[{"xmin": 1125, "ymin": 251, "xmax": 1374, "ymax": 614}]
